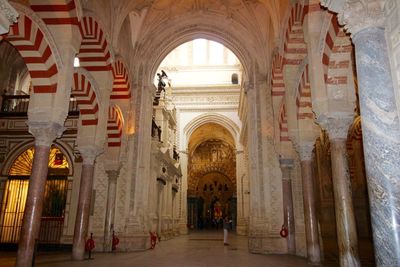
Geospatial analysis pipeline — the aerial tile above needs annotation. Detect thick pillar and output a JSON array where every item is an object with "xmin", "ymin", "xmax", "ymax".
[
  {"xmin": 280, "ymin": 158, "xmax": 296, "ymax": 254},
  {"xmin": 157, "ymin": 180, "xmax": 165, "ymax": 234},
  {"xmin": 319, "ymin": 2, "xmax": 400, "ymax": 265},
  {"xmin": 16, "ymin": 123, "xmax": 64, "ymax": 267},
  {"xmin": 298, "ymin": 142, "xmax": 321, "ymax": 265},
  {"xmin": 352, "ymin": 27, "xmax": 400, "ymax": 266},
  {"xmin": 72, "ymin": 147, "xmax": 99, "ymax": 260},
  {"xmin": 103, "ymin": 170, "xmax": 119, "ymax": 252},
  {"xmin": 322, "ymin": 116, "xmax": 361, "ymax": 267}
]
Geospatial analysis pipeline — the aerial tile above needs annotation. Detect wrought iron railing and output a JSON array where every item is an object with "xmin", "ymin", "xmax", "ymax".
[{"xmin": 0, "ymin": 95, "xmax": 79, "ymax": 117}]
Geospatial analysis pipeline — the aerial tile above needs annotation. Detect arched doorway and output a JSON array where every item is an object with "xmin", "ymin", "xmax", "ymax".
[
  {"xmin": 0, "ymin": 146, "xmax": 70, "ymax": 246},
  {"xmin": 187, "ymin": 123, "xmax": 237, "ymax": 230}
]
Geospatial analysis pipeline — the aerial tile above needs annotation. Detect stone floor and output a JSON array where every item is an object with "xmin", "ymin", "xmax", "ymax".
[{"xmin": 0, "ymin": 231, "xmax": 336, "ymax": 267}]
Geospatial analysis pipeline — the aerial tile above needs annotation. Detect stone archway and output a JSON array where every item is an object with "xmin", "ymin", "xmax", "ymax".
[{"xmin": 186, "ymin": 123, "xmax": 238, "ymax": 230}]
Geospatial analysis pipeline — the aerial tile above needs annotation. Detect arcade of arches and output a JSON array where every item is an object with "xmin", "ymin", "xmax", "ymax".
[{"xmin": 0, "ymin": 1, "xmax": 400, "ymax": 267}]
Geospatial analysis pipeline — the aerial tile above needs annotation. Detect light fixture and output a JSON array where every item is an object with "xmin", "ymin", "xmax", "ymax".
[{"xmin": 73, "ymin": 57, "xmax": 80, "ymax": 67}]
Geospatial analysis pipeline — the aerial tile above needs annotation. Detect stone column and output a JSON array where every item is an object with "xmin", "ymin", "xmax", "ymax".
[
  {"xmin": 320, "ymin": 116, "xmax": 361, "ymax": 267},
  {"xmin": 298, "ymin": 142, "xmax": 321, "ymax": 265},
  {"xmin": 72, "ymin": 147, "xmax": 99, "ymax": 260},
  {"xmin": 16, "ymin": 123, "xmax": 64, "ymax": 267},
  {"xmin": 279, "ymin": 158, "xmax": 296, "ymax": 255},
  {"xmin": 320, "ymin": 1, "xmax": 400, "ymax": 265},
  {"xmin": 103, "ymin": 170, "xmax": 119, "ymax": 252},
  {"xmin": 157, "ymin": 180, "xmax": 165, "ymax": 234}
]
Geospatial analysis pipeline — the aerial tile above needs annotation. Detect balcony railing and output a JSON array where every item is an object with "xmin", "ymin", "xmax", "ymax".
[{"xmin": 0, "ymin": 95, "xmax": 79, "ymax": 117}]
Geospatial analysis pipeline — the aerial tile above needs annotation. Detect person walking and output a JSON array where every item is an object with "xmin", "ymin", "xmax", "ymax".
[{"xmin": 223, "ymin": 216, "xmax": 232, "ymax": 246}]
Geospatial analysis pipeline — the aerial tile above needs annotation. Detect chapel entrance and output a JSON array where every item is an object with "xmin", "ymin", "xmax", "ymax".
[
  {"xmin": 187, "ymin": 123, "xmax": 237, "ymax": 230},
  {"xmin": 0, "ymin": 146, "xmax": 69, "ymax": 247}
]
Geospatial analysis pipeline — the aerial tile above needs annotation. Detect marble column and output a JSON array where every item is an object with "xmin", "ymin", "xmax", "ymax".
[
  {"xmin": 280, "ymin": 158, "xmax": 296, "ymax": 255},
  {"xmin": 72, "ymin": 147, "xmax": 99, "ymax": 260},
  {"xmin": 319, "ymin": 2, "xmax": 400, "ymax": 265},
  {"xmin": 298, "ymin": 142, "xmax": 321, "ymax": 265},
  {"xmin": 16, "ymin": 123, "xmax": 64, "ymax": 267},
  {"xmin": 321, "ymin": 116, "xmax": 361, "ymax": 267},
  {"xmin": 352, "ymin": 28, "xmax": 400, "ymax": 266},
  {"xmin": 103, "ymin": 170, "xmax": 119, "ymax": 252}
]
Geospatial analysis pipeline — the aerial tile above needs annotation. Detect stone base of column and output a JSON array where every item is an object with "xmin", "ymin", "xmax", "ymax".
[
  {"xmin": 236, "ymin": 224, "xmax": 248, "ymax": 236},
  {"xmin": 118, "ymin": 234, "xmax": 151, "ymax": 251},
  {"xmin": 248, "ymin": 232, "xmax": 286, "ymax": 254},
  {"xmin": 178, "ymin": 223, "xmax": 188, "ymax": 235}
]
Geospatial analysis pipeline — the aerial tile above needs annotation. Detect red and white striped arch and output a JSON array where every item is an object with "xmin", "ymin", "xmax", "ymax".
[
  {"xmin": 107, "ymin": 106, "xmax": 123, "ymax": 147},
  {"xmin": 283, "ymin": 3, "xmax": 307, "ymax": 66},
  {"xmin": 279, "ymin": 102, "xmax": 290, "ymax": 142},
  {"xmin": 111, "ymin": 60, "xmax": 131, "ymax": 100},
  {"xmin": 30, "ymin": 0, "xmax": 78, "ymax": 26},
  {"xmin": 72, "ymin": 71, "xmax": 99, "ymax": 126},
  {"xmin": 296, "ymin": 64, "xmax": 313, "ymax": 120},
  {"xmin": 3, "ymin": 14, "xmax": 58, "ymax": 93},
  {"xmin": 271, "ymin": 54, "xmax": 285, "ymax": 97},
  {"xmin": 322, "ymin": 15, "xmax": 353, "ymax": 91},
  {"xmin": 78, "ymin": 16, "xmax": 112, "ymax": 72}
]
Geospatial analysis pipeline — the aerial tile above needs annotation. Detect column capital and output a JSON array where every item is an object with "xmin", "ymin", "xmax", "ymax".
[
  {"xmin": 78, "ymin": 145, "xmax": 103, "ymax": 165},
  {"xmin": 106, "ymin": 170, "xmax": 120, "ymax": 182},
  {"xmin": 321, "ymin": 0, "xmax": 386, "ymax": 37},
  {"xmin": 295, "ymin": 141, "xmax": 315, "ymax": 161},
  {"xmin": 317, "ymin": 113, "xmax": 354, "ymax": 140},
  {"xmin": 27, "ymin": 121, "xmax": 65, "ymax": 147},
  {"xmin": 0, "ymin": 0, "xmax": 19, "ymax": 35}
]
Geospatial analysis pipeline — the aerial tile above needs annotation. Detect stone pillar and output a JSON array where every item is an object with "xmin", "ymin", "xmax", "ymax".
[
  {"xmin": 353, "ymin": 26, "xmax": 400, "ymax": 267},
  {"xmin": 72, "ymin": 147, "xmax": 99, "ymax": 260},
  {"xmin": 320, "ymin": 1, "xmax": 400, "ymax": 265},
  {"xmin": 320, "ymin": 116, "xmax": 361, "ymax": 267},
  {"xmin": 157, "ymin": 180, "xmax": 165, "ymax": 234},
  {"xmin": 280, "ymin": 158, "xmax": 296, "ymax": 255},
  {"xmin": 298, "ymin": 142, "xmax": 321, "ymax": 265},
  {"xmin": 16, "ymin": 123, "xmax": 64, "ymax": 267},
  {"xmin": 103, "ymin": 170, "xmax": 119, "ymax": 252}
]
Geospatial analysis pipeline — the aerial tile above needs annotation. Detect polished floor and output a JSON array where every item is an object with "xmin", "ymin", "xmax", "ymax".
[{"xmin": 0, "ymin": 231, "xmax": 334, "ymax": 267}]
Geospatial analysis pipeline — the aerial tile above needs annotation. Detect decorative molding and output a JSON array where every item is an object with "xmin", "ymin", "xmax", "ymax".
[
  {"xmin": 27, "ymin": 121, "xmax": 65, "ymax": 147},
  {"xmin": 0, "ymin": 0, "xmax": 18, "ymax": 35},
  {"xmin": 321, "ymin": 0, "xmax": 386, "ymax": 36},
  {"xmin": 78, "ymin": 145, "xmax": 103, "ymax": 165},
  {"xmin": 294, "ymin": 141, "xmax": 315, "ymax": 161},
  {"xmin": 106, "ymin": 170, "xmax": 120, "ymax": 182},
  {"xmin": 317, "ymin": 113, "xmax": 354, "ymax": 140}
]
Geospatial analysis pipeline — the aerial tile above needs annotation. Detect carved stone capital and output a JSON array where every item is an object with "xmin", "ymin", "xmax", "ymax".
[
  {"xmin": 295, "ymin": 141, "xmax": 315, "ymax": 161},
  {"xmin": 27, "ymin": 121, "xmax": 65, "ymax": 147},
  {"xmin": 0, "ymin": 0, "xmax": 19, "ymax": 35},
  {"xmin": 78, "ymin": 145, "xmax": 103, "ymax": 165},
  {"xmin": 106, "ymin": 170, "xmax": 120, "ymax": 183},
  {"xmin": 321, "ymin": 0, "xmax": 386, "ymax": 36},
  {"xmin": 317, "ymin": 113, "xmax": 354, "ymax": 140}
]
